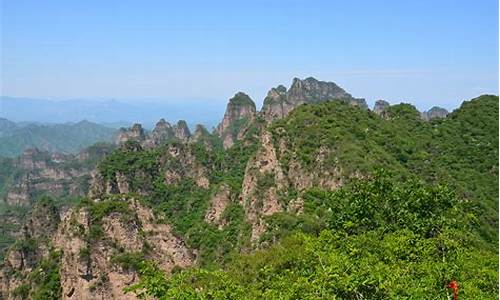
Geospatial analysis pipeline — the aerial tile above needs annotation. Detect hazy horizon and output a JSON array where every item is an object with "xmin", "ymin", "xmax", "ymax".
[{"xmin": 1, "ymin": 0, "xmax": 498, "ymax": 114}]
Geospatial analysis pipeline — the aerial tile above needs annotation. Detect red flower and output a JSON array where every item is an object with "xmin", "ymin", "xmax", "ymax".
[{"xmin": 447, "ymin": 280, "xmax": 458, "ymax": 300}]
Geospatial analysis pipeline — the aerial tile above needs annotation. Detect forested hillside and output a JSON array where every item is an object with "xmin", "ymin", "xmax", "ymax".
[
  {"xmin": 0, "ymin": 119, "xmax": 117, "ymax": 157},
  {"xmin": 0, "ymin": 78, "xmax": 497, "ymax": 299}
]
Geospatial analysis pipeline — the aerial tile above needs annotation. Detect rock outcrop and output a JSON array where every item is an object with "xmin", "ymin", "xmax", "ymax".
[
  {"xmin": 261, "ymin": 85, "xmax": 290, "ymax": 122},
  {"xmin": 216, "ymin": 92, "xmax": 256, "ymax": 149},
  {"xmin": 0, "ymin": 198, "xmax": 194, "ymax": 300},
  {"xmin": 373, "ymin": 100, "xmax": 390, "ymax": 116},
  {"xmin": 2, "ymin": 147, "xmax": 107, "ymax": 207},
  {"xmin": 173, "ymin": 120, "xmax": 191, "ymax": 142},
  {"xmin": 116, "ymin": 124, "xmax": 146, "ymax": 144},
  {"xmin": 261, "ymin": 77, "xmax": 367, "ymax": 122},
  {"xmin": 240, "ymin": 131, "xmax": 285, "ymax": 240},
  {"xmin": 421, "ymin": 106, "xmax": 449, "ymax": 121},
  {"xmin": 204, "ymin": 184, "xmax": 232, "ymax": 228},
  {"xmin": 145, "ymin": 118, "xmax": 174, "ymax": 147}
]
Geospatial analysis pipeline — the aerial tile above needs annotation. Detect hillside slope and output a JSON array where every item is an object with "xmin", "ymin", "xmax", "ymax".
[
  {"xmin": 0, "ymin": 78, "xmax": 497, "ymax": 299},
  {"xmin": 0, "ymin": 120, "xmax": 117, "ymax": 158}
]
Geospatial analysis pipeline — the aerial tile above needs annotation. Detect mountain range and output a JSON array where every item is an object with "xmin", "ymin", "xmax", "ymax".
[
  {"xmin": 0, "ymin": 77, "xmax": 497, "ymax": 299},
  {"xmin": 0, "ymin": 119, "xmax": 117, "ymax": 158},
  {"xmin": 0, "ymin": 97, "xmax": 224, "ymax": 129}
]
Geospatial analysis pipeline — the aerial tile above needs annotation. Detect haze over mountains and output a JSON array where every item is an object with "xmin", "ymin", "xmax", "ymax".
[{"xmin": 0, "ymin": 97, "xmax": 224, "ymax": 129}]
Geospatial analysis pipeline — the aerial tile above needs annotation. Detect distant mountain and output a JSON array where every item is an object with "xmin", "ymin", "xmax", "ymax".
[
  {"xmin": 0, "ymin": 97, "xmax": 224, "ymax": 129},
  {"xmin": 0, "ymin": 119, "xmax": 117, "ymax": 157}
]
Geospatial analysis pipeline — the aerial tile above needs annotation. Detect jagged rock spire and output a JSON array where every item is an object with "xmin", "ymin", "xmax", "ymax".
[
  {"xmin": 116, "ymin": 123, "xmax": 146, "ymax": 144},
  {"xmin": 173, "ymin": 120, "xmax": 191, "ymax": 141}
]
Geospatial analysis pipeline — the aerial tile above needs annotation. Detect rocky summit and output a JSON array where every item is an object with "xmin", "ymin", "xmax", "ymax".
[
  {"xmin": 216, "ymin": 92, "xmax": 257, "ymax": 148},
  {"xmin": 261, "ymin": 77, "xmax": 367, "ymax": 122},
  {"xmin": 421, "ymin": 106, "xmax": 449, "ymax": 120},
  {"xmin": 373, "ymin": 99, "xmax": 390, "ymax": 116},
  {"xmin": 0, "ymin": 77, "xmax": 497, "ymax": 299}
]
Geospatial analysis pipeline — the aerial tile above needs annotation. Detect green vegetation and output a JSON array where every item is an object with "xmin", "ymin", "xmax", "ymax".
[
  {"xmin": 127, "ymin": 173, "xmax": 498, "ymax": 299},
  {"xmin": 0, "ymin": 120, "xmax": 116, "ymax": 158},
  {"xmin": 10, "ymin": 249, "xmax": 62, "ymax": 299},
  {"xmin": 3, "ymin": 94, "xmax": 497, "ymax": 298},
  {"xmin": 228, "ymin": 92, "xmax": 256, "ymax": 108},
  {"xmin": 271, "ymin": 95, "xmax": 498, "ymax": 241},
  {"xmin": 28, "ymin": 250, "xmax": 62, "ymax": 300}
]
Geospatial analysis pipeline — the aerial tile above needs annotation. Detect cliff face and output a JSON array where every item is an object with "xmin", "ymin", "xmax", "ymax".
[
  {"xmin": 260, "ymin": 85, "xmax": 289, "ymax": 122},
  {"xmin": 3, "ymin": 146, "xmax": 112, "ymax": 207},
  {"xmin": 0, "ymin": 198, "xmax": 193, "ymax": 300},
  {"xmin": 215, "ymin": 92, "xmax": 257, "ymax": 149},
  {"xmin": 173, "ymin": 120, "xmax": 191, "ymax": 142},
  {"xmin": 145, "ymin": 118, "xmax": 174, "ymax": 147},
  {"xmin": 116, "ymin": 124, "xmax": 146, "ymax": 145},
  {"xmin": 261, "ymin": 77, "xmax": 367, "ymax": 123}
]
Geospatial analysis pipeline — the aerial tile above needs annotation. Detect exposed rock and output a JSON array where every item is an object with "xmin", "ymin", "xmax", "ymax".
[
  {"xmin": 261, "ymin": 77, "xmax": 367, "ymax": 122},
  {"xmin": 288, "ymin": 77, "xmax": 358, "ymax": 105},
  {"xmin": 173, "ymin": 120, "xmax": 191, "ymax": 141},
  {"xmin": 3, "ymin": 148, "xmax": 95, "ymax": 207},
  {"xmin": 19, "ymin": 148, "xmax": 47, "ymax": 170},
  {"xmin": 115, "ymin": 172, "xmax": 131, "ymax": 194},
  {"xmin": 373, "ymin": 100, "xmax": 390, "ymax": 116},
  {"xmin": 143, "ymin": 119, "xmax": 175, "ymax": 148},
  {"xmin": 190, "ymin": 124, "xmax": 212, "ymax": 146},
  {"xmin": 52, "ymin": 200, "xmax": 194, "ymax": 300},
  {"xmin": 261, "ymin": 85, "xmax": 289, "ymax": 122},
  {"xmin": 116, "ymin": 123, "xmax": 146, "ymax": 145},
  {"xmin": 421, "ymin": 106, "xmax": 449, "ymax": 121},
  {"xmin": 240, "ymin": 131, "xmax": 285, "ymax": 240},
  {"xmin": 0, "ymin": 198, "xmax": 195, "ymax": 300},
  {"xmin": 23, "ymin": 198, "xmax": 61, "ymax": 241},
  {"xmin": 204, "ymin": 185, "xmax": 232, "ymax": 228},
  {"xmin": 216, "ymin": 92, "xmax": 256, "ymax": 149}
]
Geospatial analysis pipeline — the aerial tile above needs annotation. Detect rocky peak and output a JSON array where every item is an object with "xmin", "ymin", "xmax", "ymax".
[
  {"xmin": 173, "ymin": 120, "xmax": 191, "ymax": 141},
  {"xmin": 260, "ymin": 77, "xmax": 367, "ymax": 123},
  {"xmin": 116, "ymin": 123, "xmax": 146, "ymax": 144},
  {"xmin": 261, "ymin": 85, "xmax": 289, "ymax": 121},
  {"xmin": 191, "ymin": 124, "xmax": 210, "ymax": 142},
  {"xmin": 421, "ymin": 106, "xmax": 449, "ymax": 121},
  {"xmin": 288, "ymin": 77, "xmax": 354, "ymax": 104},
  {"xmin": 151, "ymin": 118, "xmax": 174, "ymax": 145},
  {"xmin": 216, "ymin": 92, "xmax": 257, "ymax": 148},
  {"xmin": 373, "ymin": 100, "xmax": 390, "ymax": 116}
]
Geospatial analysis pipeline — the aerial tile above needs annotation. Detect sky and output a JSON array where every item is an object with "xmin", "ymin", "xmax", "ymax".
[{"xmin": 1, "ymin": 0, "xmax": 498, "ymax": 111}]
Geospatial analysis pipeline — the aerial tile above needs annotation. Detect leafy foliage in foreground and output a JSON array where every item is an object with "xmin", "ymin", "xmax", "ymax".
[{"xmin": 127, "ymin": 174, "xmax": 498, "ymax": 299}]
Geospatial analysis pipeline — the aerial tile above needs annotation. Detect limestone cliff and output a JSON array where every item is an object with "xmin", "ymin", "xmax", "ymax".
[
  {"xmin": 0, "ymin": 198, "xmax": 194, "ymax": 300},
  {"xmin": 116, "ymin": 124, "xmax": 146, "ymax": 145},
  {"xmin": 144, "ymin": 118, "xmax": 174, "ymax": 148},
  {"xmin": 261, "ymin": 77, "xmax": 367, "ymax": 122},
  {"xmin": 216, "ymin": 92, "xmax": 256, "ymax": 149},
  {"xmin": 173, "ymin": 120, "xmax": 191, "ymax": 142}
]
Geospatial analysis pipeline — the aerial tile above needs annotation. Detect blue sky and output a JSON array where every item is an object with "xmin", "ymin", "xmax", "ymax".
[{"xmin": 1, "ymin": 0, "xmax": 498, "ymax": 110}]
